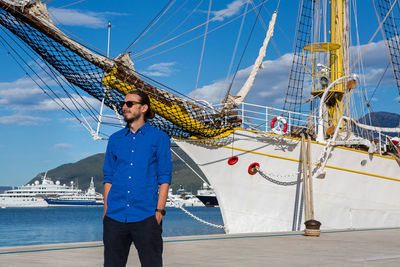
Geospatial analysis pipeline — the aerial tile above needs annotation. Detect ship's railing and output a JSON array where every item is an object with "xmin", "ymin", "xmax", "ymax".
[{"xmin": 216, "ymin": 102, "xmax": 317, "ymax": 135}]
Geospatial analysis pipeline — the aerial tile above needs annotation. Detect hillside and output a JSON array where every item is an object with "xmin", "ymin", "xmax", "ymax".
[
  {"xmin": 28, "ymin": 146, "xmax": 207, "ymax": 194},
  {"xmin": 358, "ymin": 112, "xmax": 400, "ymax": 128},
  {"xmin": 357, "ymin": 111, "xmax": 400, "ymax": 137},
  {"xmin": 0, "ymin": 186, "xmax": 12, "ymax": 193}
]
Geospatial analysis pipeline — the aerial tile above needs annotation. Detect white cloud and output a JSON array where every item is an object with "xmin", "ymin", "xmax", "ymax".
[
  {"xmin": 190, "ymin": 53, "xmax": 292, "ymax": 106},
  {"xmin": 190, "ymin": 40, "xmax": 397, "ymax": 108},
  {"xmin": 30, "ymin": 95, "xmax": 100, "ymax": 112},
  {"xmin": 212, "ymin": 0, "xmax": 246, "ymax": 22},
  {"xmin": 0, "ymin": 77, "xmax": 100, "ymax": 112},
  {"xmin": 142, "ymin": 62, "xmax": 177, "ymax": 77},
  {"xmin": 48, "ymin": 8, "xmax": 127, "ymax": 29},
  {"xmin": 52, "ymin": 143, "xmax": 72, "ymax": 149},
  {"xmin": 0, "ymin": 114, "xmax": 49, "ymax": 125}
]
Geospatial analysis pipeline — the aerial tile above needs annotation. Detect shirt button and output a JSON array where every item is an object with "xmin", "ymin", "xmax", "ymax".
[
  {"xmin": 129, "ymin": 176, "xmax": 131, "ymax": 179},
  {"xmin": 127, "ymin": 191, "xmax": 130, "ymax": 193},
  {"xmin": 130, "ymin": 163, "xmax": 133, "ymax": 166},
  {"xmin": 127, "ymin": 204, "xmax": 130, "ymax": 207},
  {"xmin": 131, "ymin": 150, "xmax": 134, "ymax": 152},
  {"xmin": 133, "ymin": 137, "xmax": 135, "ymax": 140}
]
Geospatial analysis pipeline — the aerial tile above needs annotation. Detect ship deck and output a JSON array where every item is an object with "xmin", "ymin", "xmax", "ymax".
[{"xmin": 1, "ymin": 228, "xmax": 399, "ymax": 266}]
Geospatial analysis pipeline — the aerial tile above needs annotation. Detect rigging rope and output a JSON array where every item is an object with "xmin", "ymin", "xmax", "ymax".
[
  {"xmin": 130, "ymin": 0, "xmax": 188, "ymax": 53},
  {"xmin": 249, "ymin": 0, "xmax": 286, "ymax": 61},
  {"xmin": 55, "ymin": 0, "xmax": 87, "ymax": 10},
  {"xmin": 195, "ymin": 0, "xmax": 212, "ymax": 91},
  {"xmin": 351, "ymin": 0, "xmax": 398, "ymax": 71},
  {"xmin": 130, "ymin": 0, "xmax": 253, "ymax": 59},
  {"xmin": 2, "ymin": 0, "xmax": 245, "ymax": 138},
  {"xmin": 0, "ymin": 24, "xmax": 122, "ymax": 136},
  {"xmin": 169, "ymin": 146, "xmax": 224, "ymax": 230},
  {"xmin": 124, "ymin": 0, "xmax": 174, "ymax": 54},
  {"xmin": 170, "ymin": 146, "xmax": 210, "ymax": 186},
  {"xmin": 224, "ymin": 2, "xmax": 248, "ymax": 93},
  {"xmin": 155, "ymin": 0, "xmax": 204, "ymax": 49},
  {"xmin": 0, "ymin": 35, "xmax": 88, "ymax": 127},
  {"xmin": 222, "ymin": 0, "xmax": 267, "ymax": 104},
  {"xmin": 1, "ymin": 26, "xmax": 103, "ymax": 121},
  {"xmin": 368, "ymin": 62, "xmax": 390, "ymax": 106},
  {"xmin": 134, "ymin": 4, "xmax": 261, "ymax": 63}
]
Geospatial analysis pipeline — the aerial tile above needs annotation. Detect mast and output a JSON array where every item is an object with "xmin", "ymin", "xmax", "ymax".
[
  {"xmin": 303, "ymin": 0, "xmax": 349, "ymax": 138},
  {"xmin": 327, "ymin": 0, "xmax": 347, "ymax": 126}
]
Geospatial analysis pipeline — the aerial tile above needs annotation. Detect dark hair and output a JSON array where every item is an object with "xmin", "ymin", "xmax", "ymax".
[{"xmin": 127, "ymin": 90, "xmax": 155, "ymax": 121}]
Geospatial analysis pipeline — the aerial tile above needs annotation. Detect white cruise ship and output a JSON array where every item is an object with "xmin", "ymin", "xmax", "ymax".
[
  {"xmin": 0, "ymin": 174, "xmax": 83, "ymax": 208},
  {"xmin": 44, "ymin": 177, "xmax": 104, "ymax": 206}
]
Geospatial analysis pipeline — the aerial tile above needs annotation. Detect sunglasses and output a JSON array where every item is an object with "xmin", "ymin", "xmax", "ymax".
[{"xmin": 121, "ymin": 100, "xmax": 142, "ymax": 108}]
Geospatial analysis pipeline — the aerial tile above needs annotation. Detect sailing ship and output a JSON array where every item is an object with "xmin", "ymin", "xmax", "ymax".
[{"xmin": 0, "ymin": 0, "xmax": 399, "ymax": 234}]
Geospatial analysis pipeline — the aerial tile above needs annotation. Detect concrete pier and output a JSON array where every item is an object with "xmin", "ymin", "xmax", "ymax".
[{"xmin": 1, "ymin": 228, "xmax": 400, "ymax": 266}]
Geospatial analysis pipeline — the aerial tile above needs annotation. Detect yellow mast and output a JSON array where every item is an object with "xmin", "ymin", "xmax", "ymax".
[
  {"xmin": 304, "ymin": 0, "xmax": 347, "ymax": 133},
  {"xmin": 328, "ymin": 0, "xmax": 346, "ymax": 127}
]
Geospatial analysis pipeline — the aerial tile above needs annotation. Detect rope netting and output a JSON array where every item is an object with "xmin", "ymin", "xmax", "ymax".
[{"xmin": 0, "ymin": 0, "xmax": 241, "ymax": 138}]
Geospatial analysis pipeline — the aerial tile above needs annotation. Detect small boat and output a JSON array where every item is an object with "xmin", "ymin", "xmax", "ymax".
[
  {"xmin": 167, "ymin": 187, "xmax": 204, "ymax": 207},
  {"xmin": 196, "ymin": 183, "xmax": 219, "ymax": 207}
]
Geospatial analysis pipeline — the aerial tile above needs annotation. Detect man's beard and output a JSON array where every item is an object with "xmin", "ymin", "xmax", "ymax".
[{"xmin": 124, "ymin": 112, "xmax": 141, "ymax": 124}]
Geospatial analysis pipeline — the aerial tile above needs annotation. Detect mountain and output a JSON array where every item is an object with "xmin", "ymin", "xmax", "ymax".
[
  {"xmin": 0, "ymin": 186, "xmax": 12, "ymax": 193},
  {"xmin": 357, "ymin": 111, "xmax": 400, "ymax": 137},
  {"xmin": 358, "ymin": 112, "xmax": 400, "ymax": 128},
  {"xmin": 28, "ymin": 146, "xmax": 207, "ymax": 194}
]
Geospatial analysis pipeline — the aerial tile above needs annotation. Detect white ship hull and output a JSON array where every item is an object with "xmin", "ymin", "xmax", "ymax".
[
  {"xmin": 0, "ymin": 197, "xmax": 48, "ymax": 208},
  {"xmin": 175, "ymin": 129, "xmax": 400, "ymax": 234}
]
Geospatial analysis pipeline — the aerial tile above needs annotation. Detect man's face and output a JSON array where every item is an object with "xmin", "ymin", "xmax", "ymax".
[{"xmin": 122, "ymin": 94, "xmax": 146, "ymax": 124}]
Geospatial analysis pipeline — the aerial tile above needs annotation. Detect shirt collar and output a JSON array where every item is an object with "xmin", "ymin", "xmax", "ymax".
[{"xmin": 124, "ymin": 122, "xmax": 150, "ymax": 136}]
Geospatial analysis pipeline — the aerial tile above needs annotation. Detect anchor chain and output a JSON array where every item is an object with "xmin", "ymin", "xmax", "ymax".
[
  {"xmin": 169, "ymin": 147, "xmax": 225, "ymax": 230},
  {"xmin": 168, "ymin": 192, "xmax": 225, "ymax": 230},
  {"xmin": 255, "ymin": 166, "xmax": 302, "ymax": 186},
  {"xmin": 177, "ymin": 205, "xmax": 226, "ymax": 230}
]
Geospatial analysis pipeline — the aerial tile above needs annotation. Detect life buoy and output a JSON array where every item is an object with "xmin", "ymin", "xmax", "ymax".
[
  {"xmin": 270, "ymin": 116, "xmax": 288, "ymax": 135},
  {"xmin": 391, "ymin": 138, "xmax": 400, "ymax": 152}
]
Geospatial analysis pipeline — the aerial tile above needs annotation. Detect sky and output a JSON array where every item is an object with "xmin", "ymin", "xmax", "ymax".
[{"xmin": 0, "ymin": 0, "xmax": 399, "ymax": 186}]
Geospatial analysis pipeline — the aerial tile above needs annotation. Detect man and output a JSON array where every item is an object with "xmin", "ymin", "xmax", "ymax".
[{"xmin": 103, "ymin": 90, "xmax": 172, "ymax": 267}]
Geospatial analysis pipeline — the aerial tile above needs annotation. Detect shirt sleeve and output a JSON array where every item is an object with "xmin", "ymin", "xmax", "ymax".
[
  {"xmin": 157, "ymin": 133, "xmax": 172, "ymax": 185},
  {"xmin": 103, "ymin": 137, "xmax": 116, "ymax": 184}
]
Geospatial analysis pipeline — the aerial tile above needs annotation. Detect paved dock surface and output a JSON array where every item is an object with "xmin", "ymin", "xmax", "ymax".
[{"xmin": 1, "ymin": 228, "xmax": 400, "ymax": 266}]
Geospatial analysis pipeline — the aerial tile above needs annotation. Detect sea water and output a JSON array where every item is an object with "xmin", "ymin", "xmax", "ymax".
[{"xmin": 0, "ymin": 207, "xmax": 224, "ymax": 247}]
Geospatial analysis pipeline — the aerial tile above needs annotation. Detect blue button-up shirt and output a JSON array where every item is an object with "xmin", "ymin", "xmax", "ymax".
[{"xmin": 103, "ymin": 122, "xmax": 172, "ymax": 223}]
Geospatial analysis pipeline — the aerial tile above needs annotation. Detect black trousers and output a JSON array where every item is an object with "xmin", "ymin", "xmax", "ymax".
[{"xmin": 103, "ymin": 215, "xmax": 163, "ymax": 267}]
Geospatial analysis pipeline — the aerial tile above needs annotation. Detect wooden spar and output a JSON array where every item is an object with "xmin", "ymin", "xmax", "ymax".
[
  {"xmin": 308, "ymin": 135, "xmax": 315, "ymax": 220},
  {"xmin": 302, "ymin": 133, "xmax": 321, "ymax": 237},
  {"xmin": 301, "ymin": 133, "xmax": 309, "ymax": 221},
  {"xmin": 0, "ymin": 0, "xmax": 114, "ymax": 71}
]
